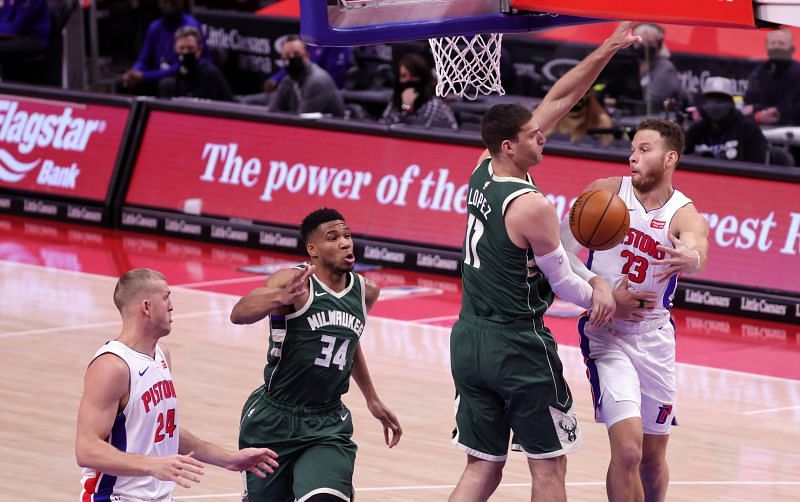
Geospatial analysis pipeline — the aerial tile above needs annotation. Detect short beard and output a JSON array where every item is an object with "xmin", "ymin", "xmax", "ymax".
[
  {"xmin": 631, "ymin": 173, "xmax": 658, "ymax": 192},
  {"xmin": 632, "ymin": 156, "xmax": 665, "ymax": 192}
]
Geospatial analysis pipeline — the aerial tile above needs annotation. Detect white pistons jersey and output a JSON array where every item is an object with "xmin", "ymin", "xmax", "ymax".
[
  {"xmin": 588, "ymin": 177, "xmax": 692, "ymax": 334},
  {"xmin": 80, "ymin": 340, "xmax": 179, "ymax": 502}
]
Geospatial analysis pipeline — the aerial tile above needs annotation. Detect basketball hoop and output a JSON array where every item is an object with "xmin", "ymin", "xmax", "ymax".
[{"xmin": 429, "ymin": 33, "xmax": 505, "ymax": 100}]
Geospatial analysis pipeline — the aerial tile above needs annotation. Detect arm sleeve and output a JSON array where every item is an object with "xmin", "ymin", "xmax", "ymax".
[
  {"xmin": 534, "ymin": 243, "xmax": 593, "ymax": 309},
  {"xmin": 559, "ymin": 215, "xmax": 598, "ymax": 282},
  {"xmin": 140, "ymin": 65, "xmax": 179, "ymax": 83},
  {"xmin": 270, "ymin": 68, "xmax": 286, "ymax": 84}
]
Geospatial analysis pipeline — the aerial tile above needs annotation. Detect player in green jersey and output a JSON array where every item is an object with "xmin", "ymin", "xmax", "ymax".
[
  {"xmin": 449, "ymin": 23, "xmax": 642, "ymax": 502},
  {"xmin": 230, "ymin": 208, "xmax": 401, "ymax": 502}
]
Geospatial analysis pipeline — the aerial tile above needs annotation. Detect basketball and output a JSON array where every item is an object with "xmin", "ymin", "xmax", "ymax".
[{"xmin": 569, "ymin": 189, "xmax": 630, "ymax": 251}]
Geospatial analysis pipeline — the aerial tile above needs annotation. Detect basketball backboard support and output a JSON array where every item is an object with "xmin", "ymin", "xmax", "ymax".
[
  {"xmin": 301, "ymin": 0, "xmax": 800, "ymax": 47},
  {"xmin": 299, "ymin": 0, "xmax": 800, "ymax": 99},
  {"xmin": 299, "ymin": 0, "xmax": 597, "ymax": 46}
]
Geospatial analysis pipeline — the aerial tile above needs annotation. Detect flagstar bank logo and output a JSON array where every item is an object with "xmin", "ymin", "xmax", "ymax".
[{"xmin": 0, "ymin": 99, "xmax": 107, "ymax": 189}]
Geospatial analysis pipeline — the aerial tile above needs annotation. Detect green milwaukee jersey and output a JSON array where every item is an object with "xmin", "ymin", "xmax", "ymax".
[
  {"xmin": 264, "ymin": 270, "xmax": 367, "ymax": 406},
  {"xmin": 460, "ymin": 158, "xmax": 554, "ymax": 323}
]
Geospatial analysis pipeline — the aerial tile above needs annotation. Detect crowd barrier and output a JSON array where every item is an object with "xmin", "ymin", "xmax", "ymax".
[{"xmin": 1, "ymin": 83, "xmax": 799, "ymax": 325}]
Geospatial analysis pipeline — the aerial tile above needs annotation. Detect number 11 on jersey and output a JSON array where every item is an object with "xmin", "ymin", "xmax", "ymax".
[{"xmin": 464, "ymin": 214, "xmax": 484, "ymax": 268}]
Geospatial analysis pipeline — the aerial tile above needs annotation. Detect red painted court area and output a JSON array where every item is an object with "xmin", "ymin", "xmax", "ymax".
[{"xmin": 2, "ymin": 214, "xmax": 799, "ymax": 380}]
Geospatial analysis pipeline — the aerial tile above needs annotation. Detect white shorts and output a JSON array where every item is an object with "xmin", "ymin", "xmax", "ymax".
[
  {"xmin": 109, "ymin": 494, "xmax": 172, "ymax": 502},
  {"xmin": 578, "ymin": 315, "xmax": 677, "ymax": 435}
]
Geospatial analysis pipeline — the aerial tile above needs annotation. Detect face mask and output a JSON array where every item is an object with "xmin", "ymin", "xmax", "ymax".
[
  {"xmin": 703, "ymin": 101, "xmax": 734, "ymax": 122},
  {"xmin": 285, "ymin": 56, "xmax": 306, "ymax": 78},
  {"xmin": 396, "ymin": 80, "xmax": 425, "ymax": 94},
  {"xmin": 179, "ymin": 52, "xmax": 198, "ymax": 72},
  {"xmin": 767, "ymin": 48, "xmax": 792, "ymax": 61}
]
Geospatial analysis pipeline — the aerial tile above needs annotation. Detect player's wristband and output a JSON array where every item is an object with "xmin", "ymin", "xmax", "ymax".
[{"xmin": 690, "ymin": 249, "xmax": 701, "ymax": 272}]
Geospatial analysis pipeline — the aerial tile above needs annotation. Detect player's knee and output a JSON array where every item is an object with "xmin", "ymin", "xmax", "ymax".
[
  {"xmin": 488, "ymin": 466, "xmax": 503, "ymax": 487},
  {"xmin": 466, "ymin": 458, "xmax": 504, "ymax": 487},
  {"xmin": 612, "ymin": 442, "xmax": 643, "ymax": 471},
  {"xmin": 640, "ymin": 451, "xmax": 667, "ymax": 474},
  {"xmin": 306, "ymin": 494, "xmax": 348, "ymax": 502},
  {"xmin": 530, "ymin": 455, "xmax": 566, "ymax": 484}
]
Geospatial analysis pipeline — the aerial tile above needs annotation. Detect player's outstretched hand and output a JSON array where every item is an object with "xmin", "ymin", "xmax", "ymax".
[
  {"xmin": 605, "ymin": 21, "xmax": 642, "ymax": 51},
  {"xmin": 278, "ymin": 265, "xmax": 315, "ymax": 305},
  {"xmin": 149, "ymin": 452, "xmax": 204, "ymax": 489},
  {"xmin": 588, "ymin": 276, "xmax": 615, "ymax": 328},
  {"xmin": 613, "ymin": 277, "xmax": 658, "ymax": 321},
  {"xmin": 654, "ymin": 234, "xmax": 700, "ymax": 280},
  {"xmin": 367, "ymin": 399, "xmax": 402, "ymax": 448},
  {"xmin": 223, "ymin": 447, "xmax": 280, "ymax": 478}
]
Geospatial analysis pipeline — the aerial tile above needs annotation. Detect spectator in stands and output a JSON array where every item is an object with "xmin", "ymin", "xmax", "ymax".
[
  {"xmin": 685, "ymin": 76, "xmax": 768, "ymax": 163},
  {"xmin": 121, "ymin": 0, "xmax": 205, "ymax": 95},
  {"xmin": 0, "ymin": 0, "xmax": 51, "ymax": 82},
  {"xmin": 545, "ymin": 89, "xmax": 614, "ymax": 145},
  {"xmin": 743, "ymin": 28, "xmax": 800, "ymax": 126},
  {"xmin": 240, "ymin": 45, "xmax": 350, "ymax": 106},
  {"xmin": 265, "ymin": 46, "xmax": 350, "ymax": 91},
  {"xmin": 267, "ymin": 35, "xmax": 346, "ymax": 118},
  {"xmin": 632, "ymin": 23, "xmax": 683, "ymax": 115},
  {"xmin": 158, "ymin": 26, "xmax": 233, "ymax": 102},
  {"xmin": 380, "ymin": 53, "xmax": 458, "ymax": 130}
]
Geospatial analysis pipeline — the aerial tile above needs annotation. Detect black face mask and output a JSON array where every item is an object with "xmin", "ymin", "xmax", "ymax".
[
  {"xmin": 285, "ymin": 56, "xmax": 306, "ymax": 78},
  {"xmin": 768, "ymin": 48, "xmax": 792, "ymax": 61},
  {"xmin": 395, "ymin": 80, "xmax": 425, "ymax": 95},
  {"xmin": 179, "ymin": 52, "xmax": 198, "ymax": 72},
  {"xmin": 703, "ymin": 101, "xmax": 734, "ymax": 123}
]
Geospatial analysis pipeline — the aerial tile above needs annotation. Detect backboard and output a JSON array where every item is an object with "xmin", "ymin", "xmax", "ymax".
[{"xmin": 299, "ymin": 0, "xmax": 595, "ymax": 46}]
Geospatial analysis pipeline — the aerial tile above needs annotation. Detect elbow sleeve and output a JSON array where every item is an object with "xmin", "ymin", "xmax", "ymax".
[
  {"xmin": 559, "ymin": 215, "xmax": 597, "ymax": 282},
  {"xmin": 535, "ymin": 244, "xmax": 593, "ymax": 309}
]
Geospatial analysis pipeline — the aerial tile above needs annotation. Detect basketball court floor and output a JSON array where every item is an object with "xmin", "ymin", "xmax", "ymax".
[{"xmin": 1, "ymin": 214, "xmax": 799, "ymax": 501}]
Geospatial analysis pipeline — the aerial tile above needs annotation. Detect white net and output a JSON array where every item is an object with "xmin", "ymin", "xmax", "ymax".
[{"xmin": 429, "ymin": 33, "xmax": 504, "ymax": 100}]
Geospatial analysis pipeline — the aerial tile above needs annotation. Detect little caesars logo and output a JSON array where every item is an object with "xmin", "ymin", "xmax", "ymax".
[
  {"xmin": 0, "ymin": 100, "xmax": 107, "ymax": 189},
  {"xmin": 684, "ymin": 288, "xmax": 731, "ymax": 308},
  {"xmin": 416, "ymin": 252, "xmax": 459, "ymax": 271},
  {"xmin": 364, "ymin": 245, "xmax": 405, "ymax": 264}
]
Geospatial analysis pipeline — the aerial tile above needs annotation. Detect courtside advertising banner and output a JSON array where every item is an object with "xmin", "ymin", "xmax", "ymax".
[
  {"xmin": 126, "ymin": 110, "xmax": 800, "ymax": 295},
  {"xmin": 0, "ymin": 94, "xmax": 129, "ymax": 201}
]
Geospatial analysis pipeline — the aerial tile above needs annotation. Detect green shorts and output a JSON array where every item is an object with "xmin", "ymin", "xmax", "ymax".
[
  {"xmin": 239, "ymin": 385, "xmax": 357, "ymax": 502},
  {"xmin": 450, "ymin": 314, "xmax": 582, "ymax": 461}
]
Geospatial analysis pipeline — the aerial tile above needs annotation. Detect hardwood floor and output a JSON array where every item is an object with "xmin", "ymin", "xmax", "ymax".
[{"xmin": 1, "ymin": 261, "xmax": 798, "ymax": 501}]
